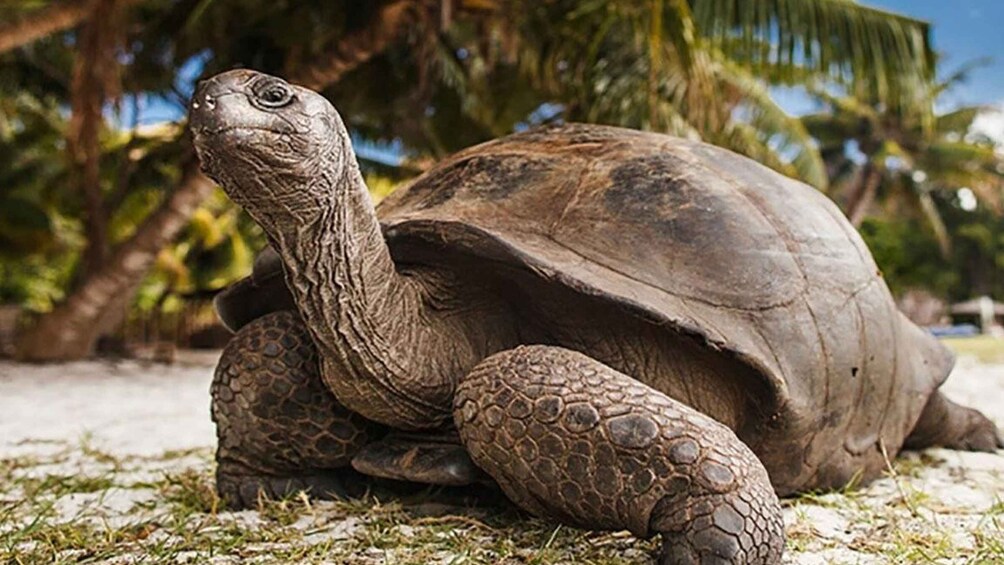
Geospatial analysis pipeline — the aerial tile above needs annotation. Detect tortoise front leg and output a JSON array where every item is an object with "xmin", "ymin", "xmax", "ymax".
[
  {"xmin": 454, "ymin": 345, "xmax": 784, "ymax": 565},
  {"xmin": 212, "ymin": 311, "xmax": 381, "ymax": 508}
]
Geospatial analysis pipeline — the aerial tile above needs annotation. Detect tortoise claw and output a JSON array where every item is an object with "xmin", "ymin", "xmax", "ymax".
[
  {"xmin": 351, "ymin": 434, "xmax": 487, "ymax": 486},
  {"xmin": 905, "ymin": 392, "xmax": 1002, "ymax": 453},
  {"xmin": 955, "ymin": 407, "xmax": 1002, "ymax": 453}
]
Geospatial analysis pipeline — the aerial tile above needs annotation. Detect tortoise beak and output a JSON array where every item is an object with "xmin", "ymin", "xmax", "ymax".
[
  {"xmin": 189, "ymin": 79, "xmax": 218, "ymax": 136},
  {"xmin": 189, "ymin": 75, "xmax": 239, "ymax": 137},
  {"xmin": 189, "ymin": 69, "xmax": 274, "ymax": 137}
]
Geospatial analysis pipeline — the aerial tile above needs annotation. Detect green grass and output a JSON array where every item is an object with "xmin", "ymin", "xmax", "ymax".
[
  {"xmin": 0, "ymin": 440, "xmax": 656, "ymax": 564},
  {"xmin": 941, "ymin": 335, "xmax": 1004, "ymax": 363},
  {"xmin": 2, "ymin": 437, "xmax": 1002, "ymax": 564}
]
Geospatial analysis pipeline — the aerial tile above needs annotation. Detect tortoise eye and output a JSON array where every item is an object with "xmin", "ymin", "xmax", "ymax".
[{"xmin": 252, "ymin": 79, "xmax": 294, "ymax": 108}]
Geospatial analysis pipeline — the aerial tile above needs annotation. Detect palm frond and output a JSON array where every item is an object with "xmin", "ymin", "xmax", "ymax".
[
  {"xmin": 716, "ymin": 55, "xmax": 827, "ymax": 188},
  {"xmin": 691, "ymin": 0, "xmax": 934, "ymax": 107},
  {"xmin": 923, "ymin": 141, "xmax": 1001, "ymax": 170},
  {"xmin": 932, "ymin": 57, "xmax": 993, "ymax": 98},
  {"xmin": 716, "ymin": 122, "xmax": 803, "ymax": 182},
  {"xmin": 935, "ymin": 107, "xmax": 985, "ymax": 136}
]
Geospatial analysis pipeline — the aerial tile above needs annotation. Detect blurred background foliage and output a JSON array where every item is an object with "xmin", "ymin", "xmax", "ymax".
[{"xmin": 0, "ymin": 0, "xmax": 1001, "ymax": 359}]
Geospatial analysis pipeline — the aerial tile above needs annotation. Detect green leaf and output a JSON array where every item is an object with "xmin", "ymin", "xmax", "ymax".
[{"xmin": 692, "ymin": 0, "xmax": 934, "ymax": 107}]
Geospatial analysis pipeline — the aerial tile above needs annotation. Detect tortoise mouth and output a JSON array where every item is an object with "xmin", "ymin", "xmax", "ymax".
[
  {"xmin": 191, "ymin": 125, "xmax": 296, "ymax": 175},
  {"xmin": 192, "ymin": 124, "xmax": 291, "ymax": 142}
]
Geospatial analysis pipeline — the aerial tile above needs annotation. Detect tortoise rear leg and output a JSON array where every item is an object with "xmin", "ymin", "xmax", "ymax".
[
  {"xmin": 454, "ymin": 345, "xmax": 784, "ymax": 565},
  {"xmin": 212, "ymin": 311, "xmax": 381, "ymax": 508},
  {"xmin": 905, "ymin": 391, "xmax": 1003, "ymax": 452},
  {"xmin": 351, "ymin": 430, "xmax": 489, "ymax": 486}
]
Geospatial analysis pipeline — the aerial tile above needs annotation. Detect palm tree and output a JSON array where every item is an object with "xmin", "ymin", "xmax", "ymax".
[
  {"xmin": 803, "ymin": 64, "xmax": 1004, "ymax": 255},
  {"xmin": 481, "ymin": 0, "xmax": 934, "ymax": 188},
  {"xmin": 3, "ymin": 0, "xmax": 940, "ymax": 360},
  {"xmin": 9, "ymin": 2, "xmax": 430, "ymax": 360}
]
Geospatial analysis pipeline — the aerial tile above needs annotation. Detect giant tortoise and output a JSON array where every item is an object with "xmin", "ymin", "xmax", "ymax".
[{"xmin": 189, "ymin": 69, "xmax": 1002, "ymax": 564}]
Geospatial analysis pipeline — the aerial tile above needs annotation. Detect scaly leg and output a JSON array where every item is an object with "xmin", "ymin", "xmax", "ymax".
[
  {"xmin": 905, "ymin": 391, "xmax": 1003, "ymax": 452},
  {"xmin": 212, "ymin": 311, "xmax": 381, "ymax": 508},
  {"xmin": 454, "ymin": 345, "xmax": 784, "ymax": 565}
]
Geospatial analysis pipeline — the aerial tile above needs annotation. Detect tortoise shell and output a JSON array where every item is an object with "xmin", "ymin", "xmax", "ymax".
[{"xmin": 217, "ymin": 123, "xmax": 952, "ymax": 493}]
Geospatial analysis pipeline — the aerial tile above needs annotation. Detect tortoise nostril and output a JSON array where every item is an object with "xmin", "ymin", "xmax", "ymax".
[{"xmin": 189, "ymin": 88, "xmax": 222, "ymax": 134}]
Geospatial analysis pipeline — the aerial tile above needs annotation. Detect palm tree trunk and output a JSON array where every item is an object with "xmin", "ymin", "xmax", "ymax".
[
  {"xmin": 15, "ymin": 164, "xmax": 214, "ymax": 362},
  {"xmin": 68, "ymin": 0, "xmax": 125, "ymax": 275},
  {"xmin": 847, "ymin": 163, "xmax": 882, "ymax": 227},
  {"xmin": 917, "ymin": 191, "xmax": 952, "ymax": 258}
]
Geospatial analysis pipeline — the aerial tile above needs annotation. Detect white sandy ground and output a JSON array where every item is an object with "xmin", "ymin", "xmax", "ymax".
[{"xmin": 0, "ymin": 351, "xmax": 1002, "ymax": 564}]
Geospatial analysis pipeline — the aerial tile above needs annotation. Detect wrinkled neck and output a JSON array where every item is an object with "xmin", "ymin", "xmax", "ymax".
[
  {"xmin": 270, "ymin": 155, "xmax": 400, "ymax": 310},
  {"xmin": 265, "ymin": 145, "xmax": 458, "ymax": 430},
  {"xmin": 270, "ymin": 151, "xmax": 410, "ymax": 359}
]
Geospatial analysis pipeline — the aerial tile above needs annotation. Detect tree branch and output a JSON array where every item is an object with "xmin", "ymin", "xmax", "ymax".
[
  {"xmin": 0, "ymin": 0, "xmax": 146, "ymax": 55},
  {"xmin": 847, "ymin": 163, "xmax": 883, "ymax": 227},
  {"xmin": 0, "ymin": 0, "xmax": 94, "ymax": 55},
  {"xmin": 288, "ymin": 0, "xmax": 421, "ymax": 90}
]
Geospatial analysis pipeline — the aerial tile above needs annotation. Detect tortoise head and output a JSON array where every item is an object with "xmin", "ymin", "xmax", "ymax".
[{"xmin": 190, "ymin": 69, "xmax": 350, "ymax": 223}]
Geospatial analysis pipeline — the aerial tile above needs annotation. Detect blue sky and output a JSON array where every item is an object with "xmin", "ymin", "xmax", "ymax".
[
  {"xmin": 873, "ymin": 0, "xmax": 1004, "ymax": 108},
  {"xmin": 772, "ymin": 0, "xmax": 1004, "ymax": 115}
]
